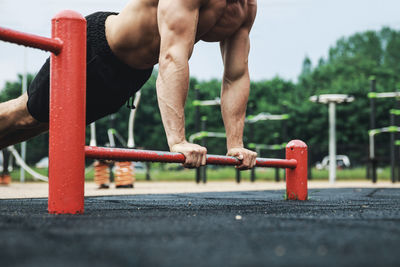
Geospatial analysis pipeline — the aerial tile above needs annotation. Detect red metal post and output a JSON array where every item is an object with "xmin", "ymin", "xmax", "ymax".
[
  {"xmin": 286, "ymin": 140, "xmax": 308, "ymax": 200},
  {"xmin": 48, "ymin": 11, "xmax": 86, "ymax": 214}
]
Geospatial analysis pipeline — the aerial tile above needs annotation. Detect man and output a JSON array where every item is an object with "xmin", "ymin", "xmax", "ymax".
[{"xmin": 0, "ymin": 0, "xmax": 258, "ymax": 170}]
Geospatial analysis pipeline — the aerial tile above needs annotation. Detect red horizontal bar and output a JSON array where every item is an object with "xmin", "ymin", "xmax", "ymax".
[
  {"xmin": 0, "ymin": 27, "xmax": 63, "ymax": 54},
  {"xmin": 84, "ymin": 146, "xmax": 297, "ymax": 169}
]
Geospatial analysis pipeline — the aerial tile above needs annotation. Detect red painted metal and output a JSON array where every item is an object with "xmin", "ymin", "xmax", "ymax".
[
  {"xmin": 1, "ymin": 10, "xmax": 310, "ymax": 213},
  {"xmin": 0, "ymin": 26, "xmax": 63, "ymax": 54},
  {"xmin": 84, "ymin": 146, "xmax": 298, "ymax": 169},
  {"xmin": 286, "ymin": 140, "xmax": 308, "ymax": 201},
  {"xmin": 48, "ymin": 10, "xmax": 86, "ymax": 214}
]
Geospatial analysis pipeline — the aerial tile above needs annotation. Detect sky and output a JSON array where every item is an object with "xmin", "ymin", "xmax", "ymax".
[{"xmin": 0, "ymin": 0, "xmax": 400, "ymax": 90}]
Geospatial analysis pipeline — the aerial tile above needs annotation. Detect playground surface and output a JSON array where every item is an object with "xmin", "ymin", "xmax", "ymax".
[{"xmin": 1, "ymin": 182, "xmax": 400, "ymax": 267}]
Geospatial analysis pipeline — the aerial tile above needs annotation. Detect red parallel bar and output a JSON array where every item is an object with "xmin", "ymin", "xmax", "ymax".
[
  {"xmin": 0, "ymin": 26, "xmax": 63, "ymax": 54},
  {"xmin": 84, "ymin": 146, "xmax": 297, "ymax": 169}
]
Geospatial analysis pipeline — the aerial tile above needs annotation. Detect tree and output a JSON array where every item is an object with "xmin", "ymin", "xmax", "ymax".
[
  {"xmin": 2, "ymin": 27, "xmax": 400, "ymax": 167},
  {"xmin": 297, "ymin": 27, "xmax": 400, "ymax": 165}
]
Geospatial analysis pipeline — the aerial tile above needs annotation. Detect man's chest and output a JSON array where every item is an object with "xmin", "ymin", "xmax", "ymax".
[{"xmin": 198, "ymin": 0, "xmax": 248, "ymax": 42}]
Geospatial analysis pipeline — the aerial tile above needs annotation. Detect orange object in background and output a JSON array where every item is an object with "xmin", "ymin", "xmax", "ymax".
[
  {"xmin": 0, "ymin": 174, "xmax": 11, "ymax": 185},
  {"xmin": 94, "ymin": 161, "xmax": 110, "ymax": 189},
  {"xmin": 115, "ymin": 161, "xmax": 135, "ymax": 188}
]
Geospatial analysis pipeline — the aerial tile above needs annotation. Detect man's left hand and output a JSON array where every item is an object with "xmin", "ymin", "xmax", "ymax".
[{"xmin": 227, "ymin": 147, "xmax": 257, "ymax": 170}]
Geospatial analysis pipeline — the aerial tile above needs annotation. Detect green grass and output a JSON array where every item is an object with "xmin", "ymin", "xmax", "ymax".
[
  {"xmin": 8, "ymin": 167, "xmax": 48, "ymax": 182},
  {"xmin": 134, "ymin": 167, "xmax": 280, "ymax": 182},
  {"xmin": 6, "ymin": 165, "xmax": 394, "ymax": 182},
  {"xmin": 311, "ymin": 167, "xmax": 391, "ymax": 180}
]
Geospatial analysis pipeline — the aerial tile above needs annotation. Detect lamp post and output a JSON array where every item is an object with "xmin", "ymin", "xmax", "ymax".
[{"xmin": 310, "ymin": 94, "xmax": 354, "ymax": 184}]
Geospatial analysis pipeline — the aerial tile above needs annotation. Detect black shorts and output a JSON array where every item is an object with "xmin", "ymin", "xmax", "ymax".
[{"xmin": 27, "ymin": 12, "xmax": 153, "ymax": 123}]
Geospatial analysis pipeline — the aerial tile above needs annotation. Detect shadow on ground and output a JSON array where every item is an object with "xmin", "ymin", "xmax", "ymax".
[{"xmin": 1, "ymin": 188, "xmax": 400, "ymax": 267}]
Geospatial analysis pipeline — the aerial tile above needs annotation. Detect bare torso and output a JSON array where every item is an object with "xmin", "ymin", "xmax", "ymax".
[{"xmin": 105, "ymin": 0, "xmax": 254, "ymax": 69}]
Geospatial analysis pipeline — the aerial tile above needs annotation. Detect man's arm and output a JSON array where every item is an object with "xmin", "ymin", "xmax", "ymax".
[
  {"xmin": 220, "ymin": 3, "xmax": 257, "ymax": 169},
  {"xmin": 156, "ymin": 0, "xmax": 207, "ymax": 168}
]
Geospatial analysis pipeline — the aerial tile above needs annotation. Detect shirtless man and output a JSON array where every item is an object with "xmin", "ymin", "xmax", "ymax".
[{"xmin": 0, "ymin": 0, "xmax": 258, "ymax": 170}]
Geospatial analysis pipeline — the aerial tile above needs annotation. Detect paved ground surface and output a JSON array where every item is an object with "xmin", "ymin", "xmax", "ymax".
[
  {"xmin": 1, "ymin": 184, "xmax": 400, "ymax": 266},
  {"xmin": 1, "ymin": 181, "xmax": 400, "ymax": 199}
]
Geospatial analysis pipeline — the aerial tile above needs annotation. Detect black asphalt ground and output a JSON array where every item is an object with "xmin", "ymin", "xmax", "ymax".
[{"xmin": 1, "ymin": 188, "xmax": 400, "ymax": 267}]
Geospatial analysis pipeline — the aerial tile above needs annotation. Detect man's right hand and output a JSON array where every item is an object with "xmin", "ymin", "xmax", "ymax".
[{"xmin": 170, "ymin": 141, "xmax": 207, "ymax": 168}]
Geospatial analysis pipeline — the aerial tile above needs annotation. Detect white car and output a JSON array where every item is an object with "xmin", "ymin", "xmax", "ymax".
[
  {"xmin": 35, "ymin": 157, "xmax": 49, "ymax": 168},
  {"xmin": 132, "ymin": 162, "xmax": 146, "ymax": 173},
  {"xmin": 315, "ymin": 155, "xmax": 351, "ymax": 170}
]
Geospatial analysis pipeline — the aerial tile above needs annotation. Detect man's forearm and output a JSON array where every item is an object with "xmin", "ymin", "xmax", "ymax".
[
  {"xmin": 156, "ymin": 59, "xmax": 189, "ymax": 149},
  {"xmin": 221, "ymin": 73, "xmax": 250, "ymax": 150}
]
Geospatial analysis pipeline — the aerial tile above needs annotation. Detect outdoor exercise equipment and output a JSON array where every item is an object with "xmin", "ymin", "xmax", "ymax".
[
  {"xmin": 103, "ymin": 115, "xmax": 135, "ymax": 188},
  {"xmin": 368, "ymin": 77, "xmax": 400, "ymax": 183},
  {"xmin": 90, "ymin": 123, "xmax": 111, "ymax": 187},
  {"xmin": 189, "ymin": 116, "xmax": 227, "ymax": 183},
  {"xmin": 0, "ymin": 11, "xmax": 308, "ymax": 214},
  {"xmin": 93, "ymin": 160, "xmax": 110, "ymax": 188},
  {"xmin": 192, "ymin": 91, "xmax": 291, "ymax": 184},
  {"xmin": 193, "ymin": 87, "xmax": 223, "ymax": 183},
  {"xmin": 248, "ymin": 143, "xmax": 287, "ymax": 181},
  {"xmin": 192, "ymin": 88, "xmax": 239, "ymax": 183},
  {"xmin": 91, "ymin": 91, "xmax": 143, "ymax": 188},
  {"xmin": 245, "ymin": 113, "xmax": 290, "ymax": 123},
  {"xmin": 189, "ymin": 130, "xmax": 226, "ymax": 143},
  {"xmin": 369, "ymin": 126, "xmax": 400, "ymax": 183},
  {"xmin": 310, "ymin": 94, "xmax": 354, "ymax": 184},
  {"xmin": 109, "ymin": 92, "xmax": 146, "ymax": 186},
  {"xmin": 0, "ymin": 11, "xmax": 86, "ymax": 214},
  {"xmin": 390, "ymin": 109, "xmax": 400, "ymax": 183},
  {"xmin": 7, "ymin": 146, "xmax": 48, "ymax": 182},
  {"xmin": 246, "ymin": 110, "xmax": 290, "ymax": 182},
  {"xmin": 126, "ymin": 90, "xmax": 151, "ymax": 180},
  {"xmin": 91, "ymin": 118, "xmax": 128, "ymax": 188},
  {"xmin": 0, "ymin": 12, "xmax": 70, "ymax": 185},
  {"xmin": 127, "ymin": 91, "xmax": 142, "ymax": 149},
  {"xmin": 6, "ymin": 145, "xmax": 92, "ymax": 184},
  {"xmin": 85, "ymin": 142, "xmax": 308, "ymax": 201}
]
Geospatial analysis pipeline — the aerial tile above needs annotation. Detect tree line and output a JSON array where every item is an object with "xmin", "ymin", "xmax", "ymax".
[{"xmin": 1, "ymin": 27, "xmax": 399, "ymax": 167}]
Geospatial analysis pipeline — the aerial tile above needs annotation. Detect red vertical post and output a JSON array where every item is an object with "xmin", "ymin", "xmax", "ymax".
[
  {"xmin": 48, "ymin": 11, "xmax": 86, "ymax": 214},
  {"xmin": 286, "ymin": 140, "xmax": 308, "ymax": 200}
]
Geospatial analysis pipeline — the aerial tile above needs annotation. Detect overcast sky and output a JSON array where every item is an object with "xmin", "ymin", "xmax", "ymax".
[{"xmin": 0, "ymin": 0, "xmax": 399, "ymax": 90}]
